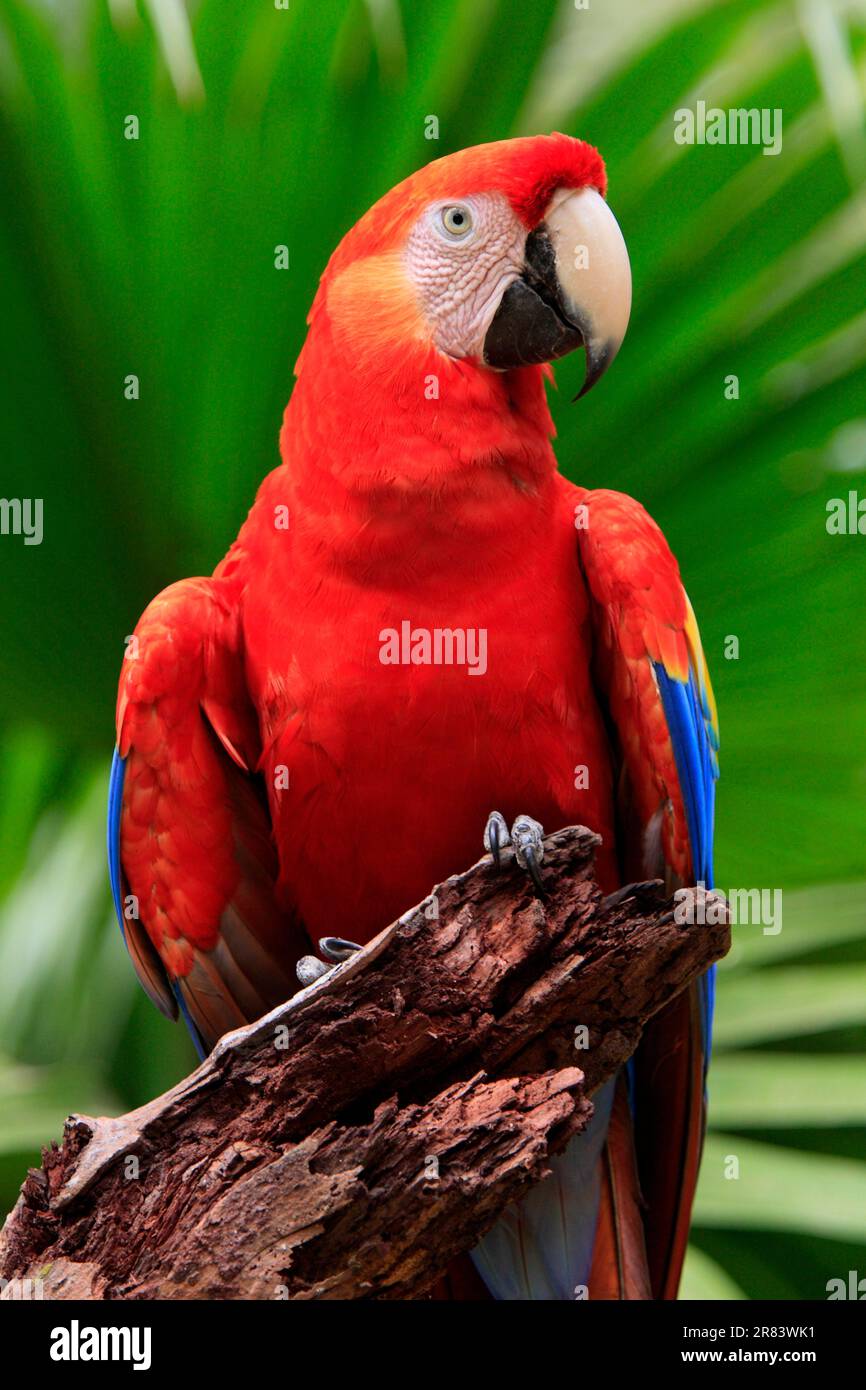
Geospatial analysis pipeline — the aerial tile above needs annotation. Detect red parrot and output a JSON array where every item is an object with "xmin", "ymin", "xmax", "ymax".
[{"xmin": 109, "ymin": 133, "xmax": 719, "ymax": 1301}]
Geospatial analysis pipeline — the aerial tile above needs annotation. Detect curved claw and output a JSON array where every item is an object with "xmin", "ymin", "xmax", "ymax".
[
  {"xmin": 489, "ymin": 817, "xmax": 502, "ymax": 868},
  {"xmin": 510, "ymin": 814, "xmax": 546, "ymax": 898},
  {"xmin": 319, "ymin": 936, "xmax": 362, "ymax": 963},
  {"xmin": 521, "ymin": 843, "xmax": 546, "ymax": 898},
  {"xmin": 484, "ymin": 810, "xmax": 510, "ymax": 869},
  {"xmin": 601, "ymin": 880, "xmax": 660, "ymax": 911}
]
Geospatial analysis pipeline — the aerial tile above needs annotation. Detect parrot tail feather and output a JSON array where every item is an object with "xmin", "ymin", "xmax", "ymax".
[
  {"xmin": 588, "ymin": 1075, "xmax": 652, "ymax": 1299},
  {"xmin": 467, "ymin": 1077, "xmax": 616, "ymax": 1300}
]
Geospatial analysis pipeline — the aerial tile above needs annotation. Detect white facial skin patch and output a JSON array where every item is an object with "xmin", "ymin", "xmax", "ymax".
[{"xmin": 404, "ymin": 193, "xmax": 526, "ymax": 361}]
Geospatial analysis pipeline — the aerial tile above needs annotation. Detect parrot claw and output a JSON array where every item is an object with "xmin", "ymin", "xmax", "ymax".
[
  {"xmin": 484, "ymin": 811, "xmax": 546, "ymax": 896},
  {"xmin": 319, "ymin": 936, "xmax": 362, "ymax": 963},
  {"xmin": 600, "ymin": 880, "xmax": 660, "ymax": 910},
  {"xmin": 483, "ymin": 810, "xmax": 511, "ymax": 867},
  {"xmin": 511, "ymin": 814, "xmax": 546, "ymax": 897},
  {"xmin": 295, "ymin": 937, "xmax": 362, "ymax": 988}
]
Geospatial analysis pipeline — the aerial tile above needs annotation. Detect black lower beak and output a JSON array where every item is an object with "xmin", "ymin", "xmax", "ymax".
[
  {"xmin": 482, "ymin": 227, "xmax": 613, "ymax": 398},
  {"xmin": 483, "ymin": 275, "xmax": 584, "ymax": 372}
]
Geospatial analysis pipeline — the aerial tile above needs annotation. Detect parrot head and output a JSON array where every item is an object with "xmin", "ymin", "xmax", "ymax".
[{"xmin": 299, "ymin": 132, "xmax": 631, "ymax": 406}]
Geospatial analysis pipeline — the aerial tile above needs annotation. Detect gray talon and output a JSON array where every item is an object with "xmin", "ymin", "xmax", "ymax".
[
  {"xmin": 484, "ymin": 810, "xmax": 510, "ymax": 868},
  {"xmin": 510, "ymin": 815, "xmax": 546, "ymax": 897},
  {"xmin": 319, "ymin": 936, "xmax": 362, "ymax": 963}
]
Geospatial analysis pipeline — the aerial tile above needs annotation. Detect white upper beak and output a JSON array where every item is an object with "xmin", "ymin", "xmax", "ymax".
[{"xmin": 545, "ymin": 186, "xmax": 632, "ymax": 395}]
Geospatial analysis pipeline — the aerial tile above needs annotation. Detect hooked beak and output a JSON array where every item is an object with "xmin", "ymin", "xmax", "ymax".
[{"xmin": 483, "ymin": 187, "xmax": 632, "ymax": 398}]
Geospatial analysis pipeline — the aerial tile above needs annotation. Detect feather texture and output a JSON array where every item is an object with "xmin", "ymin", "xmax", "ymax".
[
  {"xmin": 112, "ymin": 578, "xmax": 308, "ymax": 1052},
  {"xmin": 575, "ymin": 486, "xmax": 719, "ymax": 1298}
]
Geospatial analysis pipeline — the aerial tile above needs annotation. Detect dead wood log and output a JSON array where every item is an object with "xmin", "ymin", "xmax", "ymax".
[{"xmin": 0, "ymin": 826, "xmax": 729, "ymax": 1300}]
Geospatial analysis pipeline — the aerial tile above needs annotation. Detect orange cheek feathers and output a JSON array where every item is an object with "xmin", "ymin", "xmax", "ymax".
[{"xmin": 322, "ymin": 253, "xmax": 430, "ymax": 375}]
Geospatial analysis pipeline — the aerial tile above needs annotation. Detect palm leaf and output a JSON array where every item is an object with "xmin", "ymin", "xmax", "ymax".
[{"xmin": 0, "ymin": 1, "xmax": 863, "ymax": 1298}]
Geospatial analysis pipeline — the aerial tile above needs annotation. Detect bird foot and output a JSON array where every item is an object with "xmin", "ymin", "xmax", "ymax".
[
  {"xmin": 295, "ymin": 936, "xmax": 362, "ymax": 987},
  {"xmin": 483, "ymin": 810, "xmax": 546, "ymax": 896}
]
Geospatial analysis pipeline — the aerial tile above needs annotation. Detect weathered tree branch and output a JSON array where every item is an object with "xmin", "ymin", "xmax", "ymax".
[{"xmin": 0, "ymin": 827, "xmax": 728, "ymax": 1300}]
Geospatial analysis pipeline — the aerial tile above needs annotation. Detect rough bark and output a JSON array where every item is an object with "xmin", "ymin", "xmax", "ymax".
[{"xmin": 0, "ymin": 826, "xmax": 729, "ymax": 1300}]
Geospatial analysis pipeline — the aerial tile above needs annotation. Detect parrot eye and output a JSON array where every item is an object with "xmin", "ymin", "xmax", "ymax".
[{"xmin": 438, "ymin": 204, "xmax": 474, "ymax": 240}]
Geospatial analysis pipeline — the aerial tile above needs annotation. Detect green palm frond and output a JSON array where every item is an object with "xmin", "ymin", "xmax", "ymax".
[
  {"xmin": 692, "ymin": 880, "xmax": 866, "ymax": 1297},
  {"xmin": 0, "ymin": 0, "xmax": 863, "ymax": 1297}
]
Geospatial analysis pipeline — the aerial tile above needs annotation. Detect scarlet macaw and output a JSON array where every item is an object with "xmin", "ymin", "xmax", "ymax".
[{"xmin": 108, "ymin": 133, "xmax": 718, "ymax": 1300}]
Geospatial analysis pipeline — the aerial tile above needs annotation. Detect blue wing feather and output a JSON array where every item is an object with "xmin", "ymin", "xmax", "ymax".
[
  {"xmin": 107, "ymin": 748, "xmax": 127, "ymax": 939},
  {"xmin": 653, "ymin": 665, "xmax": 715, "ymax": 888},
  {"xmin": 171, "ymin": 983, "xmax": 207, "ymax": 1061},
  {"xmin": 107, "ymin": 747, "xmax": 184, "ymax": 1030},
  {"xmin": 653, "ymin": 661, "xmax": 718, "ymax": 1063}
]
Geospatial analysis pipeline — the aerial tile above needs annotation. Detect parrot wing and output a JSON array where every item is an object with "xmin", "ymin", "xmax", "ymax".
[
  {"xmin": 574, "ymin": 486, "xmax": 719, "ymax": 1299},
  {"xmin": 109, "ymin": 577, "xmax": 305, "ymax": 1056}
]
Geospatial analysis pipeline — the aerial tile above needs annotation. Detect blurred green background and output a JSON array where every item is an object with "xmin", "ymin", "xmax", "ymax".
[{"xmin": 0, "ymin": 0, "xmax": 864, "ymax": 1299}]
